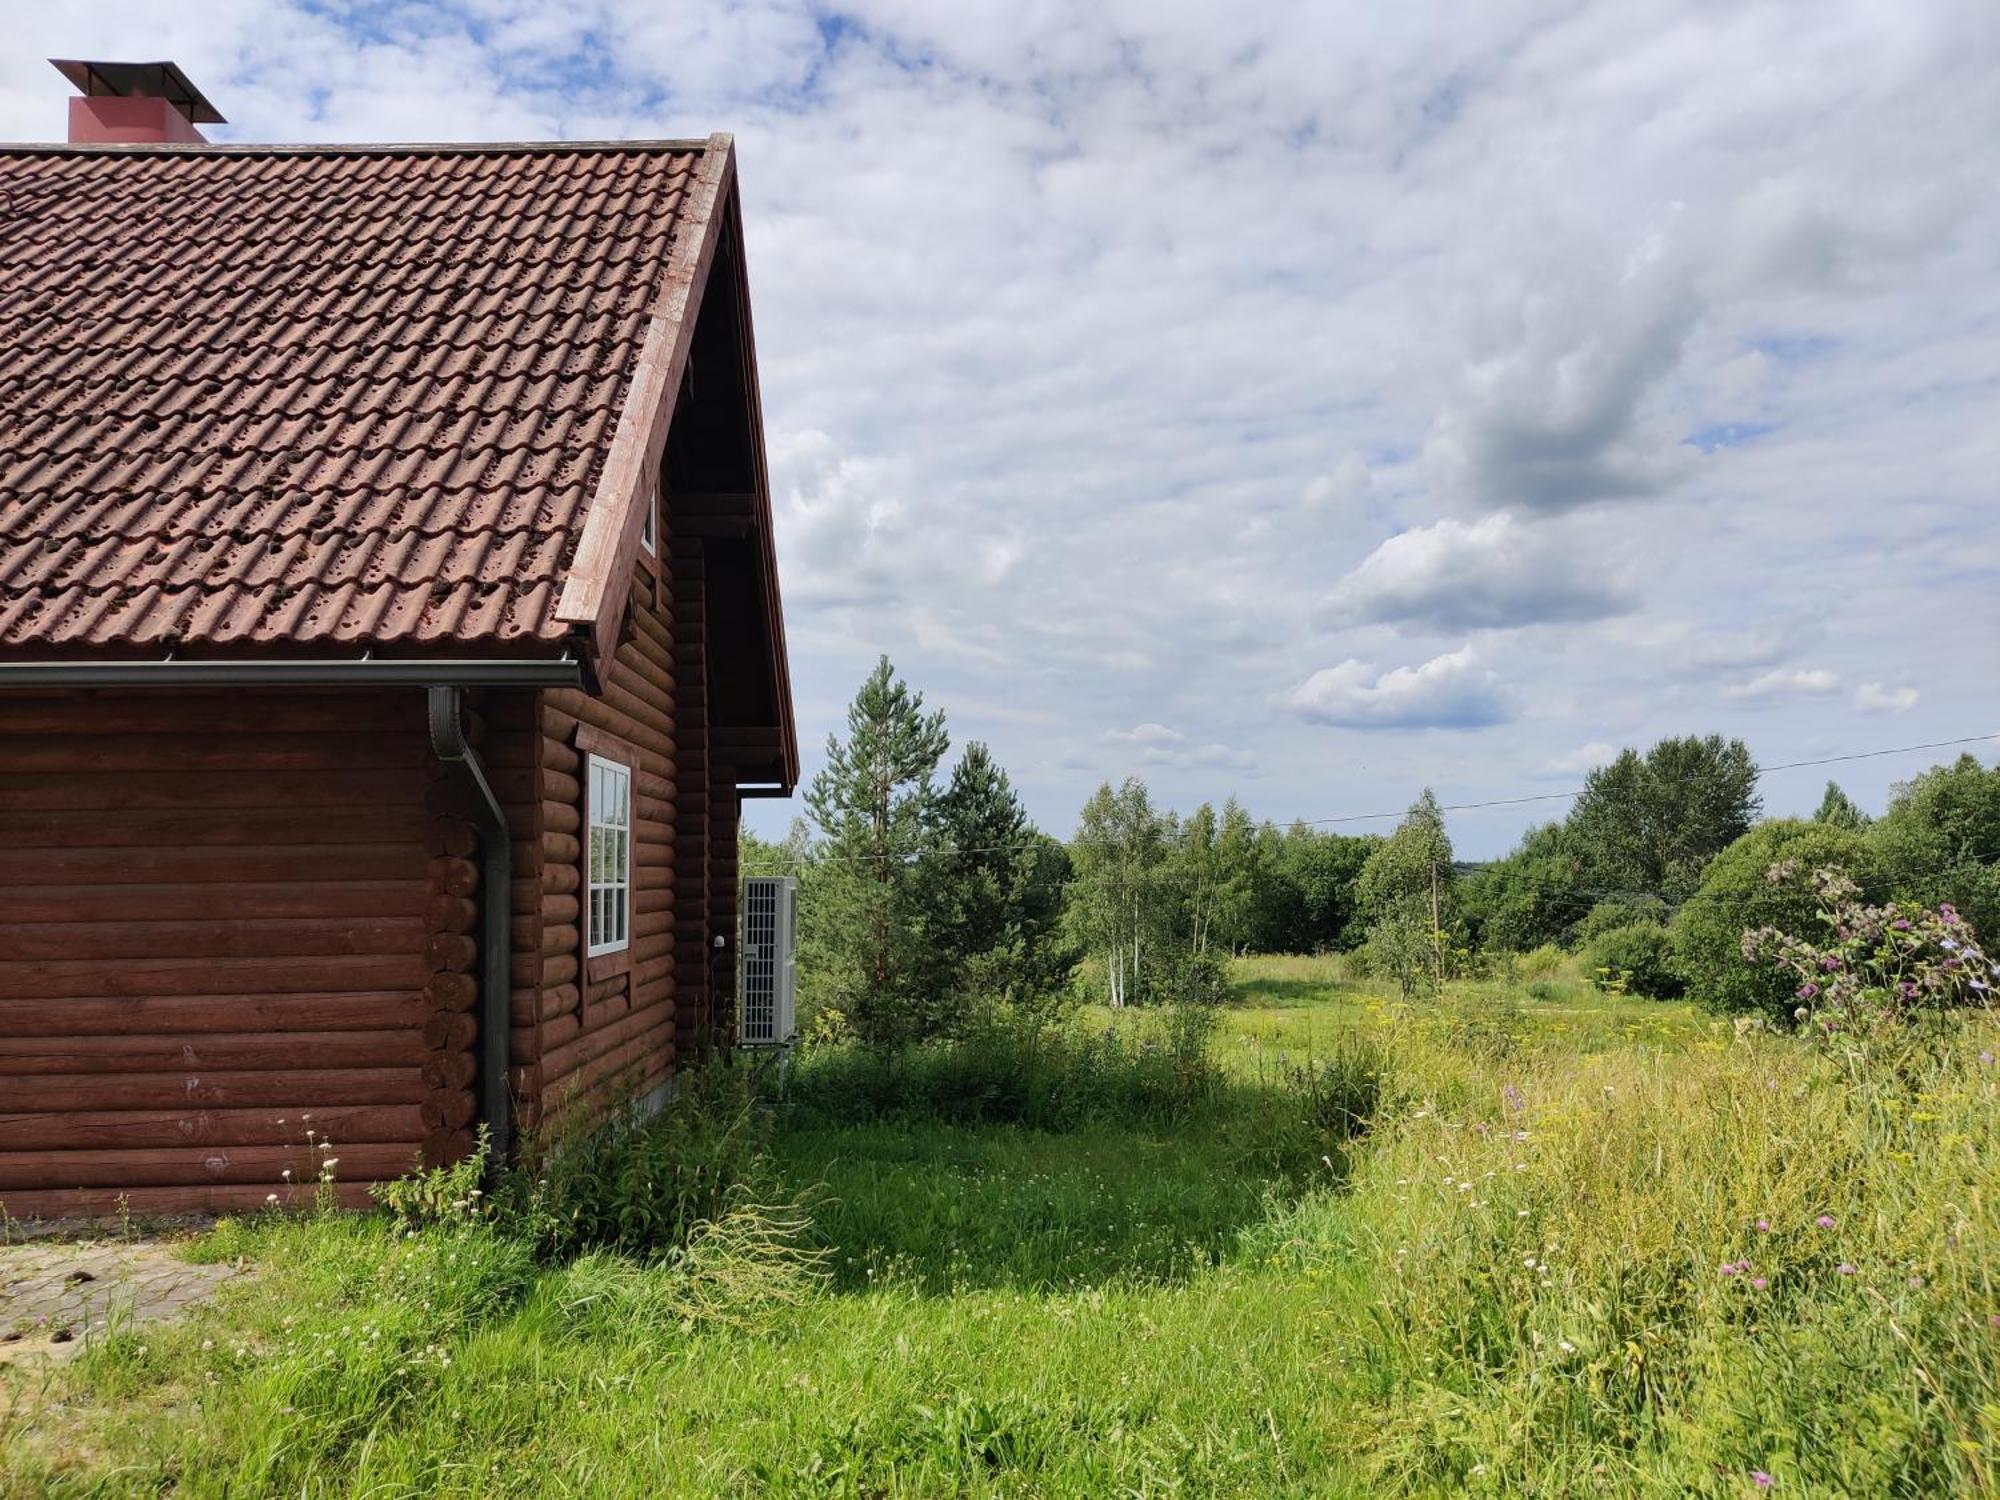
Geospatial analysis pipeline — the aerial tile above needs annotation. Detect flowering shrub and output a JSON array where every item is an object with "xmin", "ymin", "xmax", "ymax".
[{"xmin": 1741, "ymin": 862, "xmax": 1995, "ymax": 1039}]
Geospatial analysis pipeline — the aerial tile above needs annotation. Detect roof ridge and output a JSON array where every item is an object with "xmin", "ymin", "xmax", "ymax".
[{"xmin": 0, "ymin": 138, "xmax": 717, "ymax": 157}]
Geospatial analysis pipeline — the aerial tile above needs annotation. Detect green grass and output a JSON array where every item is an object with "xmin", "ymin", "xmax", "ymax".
[{"xmin": 6, "ymin": 955, "xmax": 1998, "ymax": 1496}]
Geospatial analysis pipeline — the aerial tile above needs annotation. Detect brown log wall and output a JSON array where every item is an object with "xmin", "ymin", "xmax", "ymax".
[
  {"xmin": 0, "ymin": 689, "xmax": 480, "ymax": 1220},
  {"xmin": 525, "ymin": 556, "xmax": 680, "ymax": 1130}
]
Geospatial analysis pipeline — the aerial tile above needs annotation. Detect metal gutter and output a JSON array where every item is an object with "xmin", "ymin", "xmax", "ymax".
[
  {"xmin": 426, "ymin": 686, "xmax": 514, "ymax": 1175},
  {"xmin": 0, "ymin": 655, "xmax": 584, "ymax": 688}
]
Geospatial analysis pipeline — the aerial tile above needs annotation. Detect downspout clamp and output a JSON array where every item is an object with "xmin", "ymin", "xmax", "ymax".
[{"xmin": 426, "ymin": 686, "xmax": 512, "ymax": 1173}]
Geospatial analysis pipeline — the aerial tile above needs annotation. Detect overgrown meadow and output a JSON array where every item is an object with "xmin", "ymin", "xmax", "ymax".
[{"xmin": 6, "ymin": 954, "xmax": 1998, "ymax": 1497}]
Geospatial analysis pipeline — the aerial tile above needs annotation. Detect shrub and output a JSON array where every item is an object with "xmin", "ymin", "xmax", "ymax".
[
  {"xmin": 1573, "ymin": 896, "xmax": 1669, "ymax": 946},
  {"xmin": 1743, "ymin": 863, "xmax": 1996, "ymax": 1045},
  {"xmin": 503, "ymin": 1063, "xmax": 771, "ymax": 1261},
  {"xmin": 1584, "ymin": 921, "xmax": 1683, "ymax": 1000},
  {"xmin": 1515, "ymin": 944, "xmax": 1569, "ymax": 981},
  {"xmin": 1671, "ymin": 819, "xmax": 1877, "ymax": 1018}
]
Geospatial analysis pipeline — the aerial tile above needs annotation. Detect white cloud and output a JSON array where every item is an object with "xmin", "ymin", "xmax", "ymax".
[
  {"xmin": 1855, "ymin": 682, "xmax": 1920, "ymax": 714},
  {"xmin": 2, "ymin": 1, "xmax": 1995, "ymax": 853},
  {"xmin": 1722, "ymin": 668, "xmax": 1842, "ymax": 702},
  {"xmin": 1283, "ymin": 647, "xmax": 1511, "ymax": 730},
  {"xmin": 1105, "ymin": 722, "xmax": 1186, "ymax": 746},
  {"xmin": 1317, "ymin": 513, "xmax": 1636, "ymax": 633}
]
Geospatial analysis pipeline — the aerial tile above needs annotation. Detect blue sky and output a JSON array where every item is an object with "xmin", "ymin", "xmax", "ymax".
[{"xmin": 6, "ymin": 1, "xmax": 1997, "ymax": 855}]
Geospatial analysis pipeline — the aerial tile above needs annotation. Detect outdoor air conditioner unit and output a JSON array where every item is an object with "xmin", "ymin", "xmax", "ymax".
[{"xmin": 738, "ymin": 875, "xmax": 797, "ymax": 1047}]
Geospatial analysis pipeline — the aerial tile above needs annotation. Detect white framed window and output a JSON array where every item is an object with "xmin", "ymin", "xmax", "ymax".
[
  {"xmin": 639, "ymin": 487, "xmax": 658, "ymax": 555},
  {"xmin": 586, "ymin": 754, "xmax": 632, "ymax": 957}
]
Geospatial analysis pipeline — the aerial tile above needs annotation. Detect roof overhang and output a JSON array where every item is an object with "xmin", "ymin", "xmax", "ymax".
[{"xmin": 0, "ymin": 652, "xmax": 585, "ymax": 688}]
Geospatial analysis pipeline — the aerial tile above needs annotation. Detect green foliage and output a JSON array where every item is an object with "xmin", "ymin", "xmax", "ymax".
[
  {"xmin": 502, "ymin": 1064, "xmax": 771, "ymax": 1261},
  {"xmin": 1870, "ymin": 753, "xmax": 2000, "ymax": 939},
  {"xmin": 1671, "ymin": 819, "xmax": 1878, "ymax": 1019},
  {"xmin": 1067, "ymin": 778, "xmax": 1172, "ymax": 1006},
  {"xmin": 372, "ymin": 1128, "xmax": 494, "ymax": 1230},
  {"xmin": 1460, "ymin": 821, "xmax": 1589, "ymax": 952},
  {"xmin": 1584, "ymin": 920, "xmax": 1683, "ymax": 999},
  {"xmin": 802, "ymin": 655, "xmax": 953, "ymax": 1046},
  {"xmin": 1814, "ymin": 779, "xmax": 1871, "ymax": 830},
  {"xmin": 1573, "ymin": 893, "xmax": 1671, "ymax": 944},
  {"xmin": 1357, "ymin": 789, "xmax": 1454, "ymax": 997},
  {"xmin": 925, "ymin": 742, "xmax": 1078, "ymax": 1016},
  {"xmin": 1568, "ymin": 733, "xmax": 1761, "ymax": 899}
]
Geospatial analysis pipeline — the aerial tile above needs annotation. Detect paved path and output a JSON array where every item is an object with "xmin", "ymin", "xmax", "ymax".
[{"xmin": 0, "ymin": 1241, "xmax": 248, "ymax": 1363}]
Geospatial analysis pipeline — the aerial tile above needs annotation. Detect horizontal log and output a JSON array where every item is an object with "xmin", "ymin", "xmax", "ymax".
[
  {"xmin": 510, "ymin": 982, "xmax": 578, "ymax": 1027},
  {"xmin": 541, "ymin": 737, "xmax": 581, "ymax": 775},
  {"xmin": 543, "ymin": 800, "xmax": 581, "ymax": 837},
  {"xmin": 0, "ymin": 844, "xmax": 426, "ymax": 889},
  {"xmin": 0, "ymin": 1143, "xmax": 425, "ymax": 1192},
  {"xmin": 0, "ymin": 1104, "xmax": 427, "ymax": 1152},
  {"xmin": 0, "ymin": 1028, "xmax": 432, "ymax": 1075},
  {"xmin": 0, "ymin": 991, "xmax": 426, "ymax": 1038},
  {"xmin": 0, "ymin": 806, "xmax": 424, "ymax": 852},
  {"xmin": 0, "ymin": 1067, "xmax": 431, "ymax": 1112},
  {"xmin": 0, "ymin": 881, "xmax": 425, "ymax": 926},
  {"xmin": 542, "ymin": 690, "xmax": 671, "ymax": 758},
  {"xmin": 510, "ymin": 1012, "xmax": 580, "ymax": 1063},
  {"xmin": 541, "ymin": 769, "xmax": 582, "ymax": 806},
  {"xmin": 541, "ymin": 862, "xmax": 580, "ymax": 896},
  {"xmin": 540, "ymin": 923, "xmax": 579, "ymax": 959},
  {"xmin": 0, "ymin": 953, "xmax": 429, "ymax": 1000},
  {"xmin": 0, "ymin": 768, "xmax": 419, "ymax": 815},
  {"xmin": 0, "ymin": 734, "xmax": 425, "ymax": 775},
  {"xmin": 0, "ymin": 1180, "xmax": 379, "ymax": 1222},
  {"xmin": 543, "ymin": 831, "xmax": 580, "ymax": 865},
  {"xmin": 0, "ymin": 916, "xmax": 427, "ymax": 964},
  {"xmin": 0, "ymin": 694, "xmax": 422, "ymax": 738},
  {"xmin": 544, "ymin": 1021, "xmax": 674, "ymax": 1114},
  {"xmin": 538, "ymin": 994, "xmax": 673, "ymax": 1086}
]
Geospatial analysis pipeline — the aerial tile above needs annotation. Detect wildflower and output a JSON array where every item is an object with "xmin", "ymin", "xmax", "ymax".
[
  {"xmin": 1719, "ymin": 1264, "xmax": 1739, "ymax": 1277},
  {"xmin": 1989, "ymin": 1315, "xmax": 2000, "ymax": 1329},
  {"xmin": 1815, "ymin": 1215, "xmax": 1835, "ymax": 1229},
  {"xmin": 1795, "ymin": 982, "xmax": 1820, "ymax": 1001},
  {"xmin": 1755, "ymin": 1218, "xmax": 1771, "ymax": 1233},
  {"xmin": 1983, "ymin": 1052, "xmax": 1997, "ymax": 1067},
  {"xmin": 265, "ymin": 1193, "xmax": 279, "ymax": 1205},
  {"xmin": 1942, "ymin": 903, "xmax": 1959, "ymax": 924},
  {"xmin": 1838, "ymin": 1264, "xmax": 1857, "ymax": 1276},
  {"xmin": 1558, "ymin": 1339, "xmax": 1576, "ymax": 1354},
  {"xmin": 1909, "ymin": 1275, "xmax": 1925, "ymax": 1289},
  {"xmin": 1892, "ymin": 919, "xmax": 1911, "ymax": 932},
  {"xmin": 1751, "ymin": 1277, "xmax": 1769, "ymax": 1290},
  {"xmin": 1752, "ymin": 1471, "xmax": 1774, "ymax": 1490}
]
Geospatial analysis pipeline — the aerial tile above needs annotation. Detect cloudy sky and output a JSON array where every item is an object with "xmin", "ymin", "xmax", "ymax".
[{"xmin": 6, "ymin": 2, "xmax": 1997, "ymax": 855}]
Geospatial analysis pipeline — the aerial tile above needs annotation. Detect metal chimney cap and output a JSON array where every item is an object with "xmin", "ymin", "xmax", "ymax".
[{"xmin": 49, "ymin": 59, "xmax": 226, "ymax": 124}]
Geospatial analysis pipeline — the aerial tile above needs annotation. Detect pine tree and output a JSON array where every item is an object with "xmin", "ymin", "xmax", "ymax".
[
  {"xmin": 929, "ymin": 743, "xmax": 1077, "ymax": 1014},
  {"xmin": 803, "ymin": 656, "xmax": 950, "ymax": 1046}
]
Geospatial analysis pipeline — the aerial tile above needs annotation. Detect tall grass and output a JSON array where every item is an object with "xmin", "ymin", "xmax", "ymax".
[{"xmin": 6, "ymin": 958, "xmax": 1997, "ymax": 1496}]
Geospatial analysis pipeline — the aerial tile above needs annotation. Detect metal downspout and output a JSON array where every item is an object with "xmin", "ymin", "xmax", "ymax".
[{"xmin": 426, "ymin": 686, "xmax": 512, "ymax": 1172}]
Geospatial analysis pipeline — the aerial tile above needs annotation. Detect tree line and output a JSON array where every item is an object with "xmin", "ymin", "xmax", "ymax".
[{"xmin": 746, "ymin": 657, "xmax": 2000, "ymax": 1039}]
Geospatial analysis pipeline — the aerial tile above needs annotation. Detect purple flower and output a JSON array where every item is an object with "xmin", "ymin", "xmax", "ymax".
[
  {"xmin": 1815, "ymin": 1215, "xmax": 1836, "ymax": 1229},
  {"xmin": 1796, "ymin": 983, "xmax": 1820, "ymax": 1001},
  {"xmin": 1942, "ymin": 903, "xmax": 1959, "ymax": 924},
  {"xmin": 1838, "ymin": 1264, "xmax": 1857, "ymax": 1276},
  {"xmin": 1754, "ymin": 1218, "xmax": 1771, "ymax": 1233},
  {"xmin": 1736, "ymin": 1259, "xmax": 1752, "ymax": 1272},
  {"xmin": 1821, "ymin": 955, "xmax": 1841, "ymax": 972},
  {"xmin": 1503, "ymin": 1083, "xmax": 1525, "ymax": 1115},
  {"xmin": 1751, "ymin": 1277, "xmax": 1769, "ymax": 1290},
  {"xmin": 1892, "ymin": 919, "xmax": 1911, "ymax": 932},
  {"xmin": 1989, "ymin": 1315, "xmax": 2000, "ymax": 1330},
  {"xmin": 1981, "ymin": 1052, "xmax": 1997, "ymax": 1067},
  {"xmin": 1719, "ymin": 1264, "xmax": 1739, "ymax": 1277},
  {"xmin": 1752, "ymin": 1471, "xmax": 1775, "ymax": 1490}
]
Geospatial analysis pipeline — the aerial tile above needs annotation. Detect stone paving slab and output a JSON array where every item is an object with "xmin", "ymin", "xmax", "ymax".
[{"xmin": 0, "ymin": 1241, "xmax": 249, "ymax": 1364}]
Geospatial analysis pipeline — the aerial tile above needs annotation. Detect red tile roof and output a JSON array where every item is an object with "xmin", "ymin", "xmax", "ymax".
[{"xmin": 0, "ymin": 139, "xmax": 723, "ymax": 657}]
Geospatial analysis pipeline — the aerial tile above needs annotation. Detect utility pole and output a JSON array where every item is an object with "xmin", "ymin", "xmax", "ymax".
[{"xmin": 1430, "ymin": 858, "xmax": 1443, "ymax": 989}]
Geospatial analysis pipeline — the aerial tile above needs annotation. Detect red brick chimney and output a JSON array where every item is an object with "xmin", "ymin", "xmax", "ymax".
[{"xmin": 50, "ymin": 59, "xmax": 225, "ymax": 144}]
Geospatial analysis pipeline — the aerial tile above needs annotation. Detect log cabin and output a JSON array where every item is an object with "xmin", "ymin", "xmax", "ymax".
[{"xmin": 0, "ymin": 62, "xmax": 797, "ymax": 1220}]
